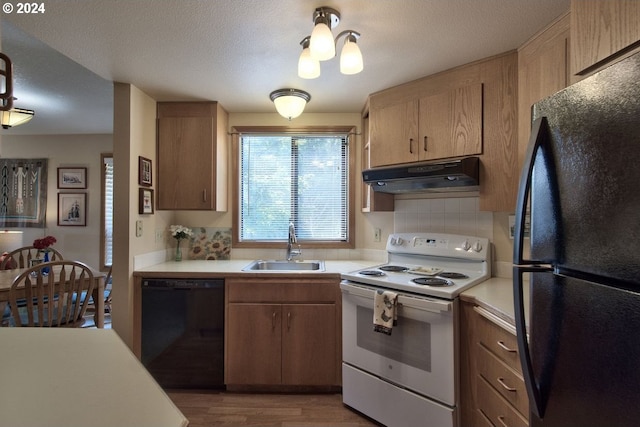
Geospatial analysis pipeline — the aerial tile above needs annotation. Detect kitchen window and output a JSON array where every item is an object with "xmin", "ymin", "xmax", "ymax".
[{"xmin": 232, "ymin": 126, "xmax": 355, "ymax": 248}]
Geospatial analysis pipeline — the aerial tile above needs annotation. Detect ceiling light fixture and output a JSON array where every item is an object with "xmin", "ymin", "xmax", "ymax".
[
  {"xmin": 269, "ymin": 89, "xmax": 311, "ymax": 120},
  {"xmin": 298, "ymin": 6, "xmax": 363, "ymax": 79},
  {"xmin": 1, "ymin": 107, "xmax": 35, "ymax": 129},
  {"xmin": 0, "ymin": 52, "xmax": 14, "ymax": 111}
]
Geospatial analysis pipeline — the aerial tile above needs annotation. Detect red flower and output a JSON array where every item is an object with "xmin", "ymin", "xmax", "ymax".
[{"xmin": 33, "ymin": 235, "xmax": 57, "ymax": 250}]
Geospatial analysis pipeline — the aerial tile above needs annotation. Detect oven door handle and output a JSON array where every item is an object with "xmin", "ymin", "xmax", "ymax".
[{"xmin": 340, "ymin": 282, "xmax": 452, "ymax": 313}]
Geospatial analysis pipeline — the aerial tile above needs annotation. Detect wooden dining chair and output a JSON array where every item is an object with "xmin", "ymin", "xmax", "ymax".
[
  {"xmin": 86, "ymin": 265, "xmax": 112, "ymax": 314},
  {"xmin": 8, "ymin": 260, "xmax": 95, "ymax": 327},
  {"xmin": 1, "ymin": 246, "xmax": 64, "ymax": 269}
]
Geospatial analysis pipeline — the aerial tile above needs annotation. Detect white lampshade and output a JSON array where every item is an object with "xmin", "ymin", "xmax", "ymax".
[
  {"xmin": 0, "ymin": 108, "xmax": 34, "ymax": 129},
  {"xmin": 309, "ymin": 22, "xmax": 336, "ymax": 61},
  {"xmin": 270, "ymin": 89, "xmax": 311, "ymax": 121},
  {"xmin": 0, "ymin": 230, "xmax": 23, "ymax": 253},
  {"xmin": 340, "ymin": 36, "xmax": 363, "ymax": 75},
  {"xmin": 298, "ymin": 47, "xmax": 321, "ymax": 79}
]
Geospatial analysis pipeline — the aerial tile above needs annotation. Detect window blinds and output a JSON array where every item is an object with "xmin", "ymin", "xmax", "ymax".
[{"xmin": 240, "ymin": 134, "xmax": 348, "ymax": 242}]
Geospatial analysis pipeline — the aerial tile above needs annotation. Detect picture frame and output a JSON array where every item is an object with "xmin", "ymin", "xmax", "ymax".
[
  {"xmin": 57, "ymin": 167, "xmax": 87, "ymax": 189},
  {"xmin": 138, "ymin": 156, "xmax": 152, "ymax": 187},
  {"xmin": 58, "ymin": 193, "xmax": 87, "ymax": 226},
  {"xmin": 139, "ymin": 188, "xmax": 154, "ymax": 214}
]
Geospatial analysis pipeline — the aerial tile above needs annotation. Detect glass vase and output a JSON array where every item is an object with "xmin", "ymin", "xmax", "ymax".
[
  {"xmin": 42, "ymin": 250, "xmax": 50, "ymax": 275},
  {"xmin": 175, "ymin": 241, "xmax": 182, "ymax": 262}
]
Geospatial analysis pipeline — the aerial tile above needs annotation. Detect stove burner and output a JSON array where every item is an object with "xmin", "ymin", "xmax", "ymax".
[
  {"xmin": 438, "ymin": 272, "xmax": 469, "ymax": 279},
  {"xmin": 358, "ymin": 270, "xmax": 385, "ymax": 277},
  {"xmin": 412, "ymin": 277, "xmax": 454, "ymax": 287},
  {"xmin": 379, "ymin": 265, "xmax": 408, "ymax": 272}
]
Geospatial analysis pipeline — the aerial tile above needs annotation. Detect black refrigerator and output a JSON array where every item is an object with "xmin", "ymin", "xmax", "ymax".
[{"xmin": 513, "ymin": 50, "xmax": 640, "ymax": 427}]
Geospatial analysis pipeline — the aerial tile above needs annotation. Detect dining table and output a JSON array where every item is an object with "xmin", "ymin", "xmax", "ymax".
[
  {"xmin": 0, "ymin": 328, "xmax": 188, "ymax": 427},
  {"xmin": 0, "ymin": 265, "xmax": 106, "ymax": 328}
]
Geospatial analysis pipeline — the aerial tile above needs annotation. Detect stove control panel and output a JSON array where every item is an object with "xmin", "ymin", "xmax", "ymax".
[{"xmin": 386, "ymin": 232, "xmax": 489, "ymax": 261}]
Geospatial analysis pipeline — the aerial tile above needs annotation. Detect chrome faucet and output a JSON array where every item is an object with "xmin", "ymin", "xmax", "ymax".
[{"xmin": 286, "ymin": 222, "xmax": 302, "ymax": 261}]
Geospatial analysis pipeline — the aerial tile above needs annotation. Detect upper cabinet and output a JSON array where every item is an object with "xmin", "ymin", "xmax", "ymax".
[
  {"xmin": 156, "ymin": 102, "xmax": 228, "ymax": 211},
  {"xmin": 518, "ymin": 13, "xmax": 570, "ymax": 166},
  {"xmin": 369, "ymin": 99, "xmax": 418, "ymax": 166},
  {"xmin": 419, "ymin": 84, "xmax": 483, "ymax": 161},
  {"xmin": 361, "ymin": 105, "xmax": 394, "ymax": 212},
  {"xmin": 368, "ymin": 53, "xmax": 517, "ymax": 212},
  {"xmin": 369, "ymin": 84, "xmax": 482, "ymax": 167},
  {"xmin": 571, "ymin": 0, "xmax": 640, "ymax": 75}
]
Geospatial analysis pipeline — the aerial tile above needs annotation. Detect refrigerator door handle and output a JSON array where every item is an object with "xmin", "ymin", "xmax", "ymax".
[
  {"xmin": 514, "ymin": 116, "xmax": 549, "ymax": 265},
  {"xmin": 513, "ymin": 265, "xmax": 551, "ymax": 419}
]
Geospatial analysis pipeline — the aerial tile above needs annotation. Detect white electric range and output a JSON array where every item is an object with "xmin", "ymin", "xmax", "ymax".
[{"xmin": 340, "ymin": 232, "xmax": 491, "ymax": 427}]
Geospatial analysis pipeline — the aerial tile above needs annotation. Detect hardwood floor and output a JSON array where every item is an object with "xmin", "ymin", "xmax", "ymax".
[{"xmin": 166, "ymin": 390, "xmax": 382, "ymax": 427}]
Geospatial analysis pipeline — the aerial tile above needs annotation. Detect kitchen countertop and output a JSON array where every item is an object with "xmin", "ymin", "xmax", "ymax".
[
  {"xmin": 460, "ymin": 277, "xmax": 529, "ymax": 327},
  {"xmin": 133, "ymin": 259, "xmax": 374, "ymax": 278},
  {"xmin": 135, "ymin": 260, "xmax": 526, "ymax": 326}
]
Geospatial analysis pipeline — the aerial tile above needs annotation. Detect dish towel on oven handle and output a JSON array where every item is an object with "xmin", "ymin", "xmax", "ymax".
[{"xmin": 373, "ymin": 290, "xmax": 398, "ymax": 335}]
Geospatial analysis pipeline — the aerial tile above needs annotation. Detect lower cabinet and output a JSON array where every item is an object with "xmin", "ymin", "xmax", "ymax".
[
  {"xmin": 460, "ymin": 301, "xmax": 529, "ymax": 426},
  {"xmin": 225, "ymin": 277, "xmax": 340, "ymax": 389}
]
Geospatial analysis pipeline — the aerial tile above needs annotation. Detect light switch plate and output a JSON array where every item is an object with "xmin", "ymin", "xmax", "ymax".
[{"xmin": 136, "ymin": 220, "xmax": 143, "ymax": 237}]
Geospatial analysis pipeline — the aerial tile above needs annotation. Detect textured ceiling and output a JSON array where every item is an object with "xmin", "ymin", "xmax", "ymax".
[{"xmin": 1, "ymin": 0, "xmax": 569, "ymax": 135}]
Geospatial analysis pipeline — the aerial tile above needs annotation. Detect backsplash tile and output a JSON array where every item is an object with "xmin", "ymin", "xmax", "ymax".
[
  {"xmin": 394, "ymin": 197, "xmax": 493, "ymax": 240},
  {"xmin": 188, "ymin": 227, "xmax": 232, "ymax": 260}
]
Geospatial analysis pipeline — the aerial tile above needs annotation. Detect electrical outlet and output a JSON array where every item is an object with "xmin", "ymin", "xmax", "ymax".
[
  {"xmin": 374, "ymin": 228, "xmax": 381, "ymax": 242},
  {"xmin": 136, "ymin": 220, "xmax": 143, "ymax": 237},
  {"xmin": 155, "ymin": 229, "xmax": 164, "ymax": 243}
]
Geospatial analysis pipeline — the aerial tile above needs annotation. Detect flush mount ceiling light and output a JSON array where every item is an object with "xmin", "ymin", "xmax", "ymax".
[
  {"xmin": 298, "ymin": 6, "xmax": 363, "ymax": 79},
  {"xmin": 0, "ymin": 106, "xmax": 35, "ymax": 129},
  {"xmin": 269, "ymin": 89, "xmax": 311, "ymax": 120}
]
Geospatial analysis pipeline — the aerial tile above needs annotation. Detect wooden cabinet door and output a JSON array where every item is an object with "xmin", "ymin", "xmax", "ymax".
[
  {"xmin": 157, "ymin": 115, "xmax": 214, "ymax": 210},
  {"xmin": 518, "ymin": 13, "xmax": 570, "ymax": 167},
  {"xmin": 419, "ymin": 83, "xmax": 483, "ymax": 161},
  {"xmin": 282, "ymin": 304, "xmax": 336, "ymax": 386},
  {"xmin": 226, "ymin": 303, "xmax": 281, "ymax": 385},
  {"xmin": 571, "ymin": 0, "xmax": 640, "ymax": 75},
  {"xmin": 369, "ymin": 100, "xmax": 419, "ymax": 167}
]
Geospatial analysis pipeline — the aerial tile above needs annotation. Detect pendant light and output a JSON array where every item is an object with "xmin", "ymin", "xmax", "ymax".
[
  {"xmin": 298, "ymin": 6, "xmax": 363, "ymax": 78},
  {"xmin": 309, "ymin": 7, "xmax": 340, "ymax": 61},
  {"xmin": 0, "ymin": 107, "xmax": 35, "ymax": 129},
  {"xmin": 298, "ymin": 37, "xmax": 321, "ymax": 79},
  {"xmin": 339, "ymin": 31, "xmax": 363, "ymax": 75},
  {"xmin": 269, "ymin": 89, "xmax": 311, "ymax": 120}
]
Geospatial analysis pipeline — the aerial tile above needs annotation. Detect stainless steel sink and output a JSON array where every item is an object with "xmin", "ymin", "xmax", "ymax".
[{"xmin": 242, "ymin": 260, "xmax": 325, "ymax": 272}]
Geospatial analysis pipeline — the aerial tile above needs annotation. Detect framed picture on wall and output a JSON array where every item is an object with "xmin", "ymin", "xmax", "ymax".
[
  {"xmin": 139, "ymin": 188, "xmax": 154, "ymax": 214},
  {"xmin": 57, "ymin": 167, "xmax": 87, "ymax": 189},
  {"xmin": 138, "ymin": 156, "xmax": 152, "ymax": 187},
  {"xmin": 58, "ymin": 193, "xmax": 87, "ymax": 226}
]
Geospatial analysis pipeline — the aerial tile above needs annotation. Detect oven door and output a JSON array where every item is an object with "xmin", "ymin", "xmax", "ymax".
[{"xmin": 340, "ymin": 281, "xmax": 457, "ymax": 406}]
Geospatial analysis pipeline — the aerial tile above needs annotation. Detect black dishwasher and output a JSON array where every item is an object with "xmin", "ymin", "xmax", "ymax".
[{"xmin": 141, "ymin": 278, "xmax": 224, "ymax": 389}]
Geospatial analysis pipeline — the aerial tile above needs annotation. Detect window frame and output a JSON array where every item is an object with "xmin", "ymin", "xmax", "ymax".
[{"xmin": 232, "ymin": 125, "xmax": 356, "ymax": 249}]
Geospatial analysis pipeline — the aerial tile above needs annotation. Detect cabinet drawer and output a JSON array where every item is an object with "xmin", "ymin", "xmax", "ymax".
[
  {"xmin": 477, "ymin": 344, "xmax": 529, "ymax": 416},
  {"xmin": 474, "ymin": 306, "xmax": 522, "ymax": 374},
  {"xmin": 227, "ymin": 279, "xmax": 337, "ymax": 303},
  {"xmin": 478, "ymin": 376, "xmax": 528, "ymax": 427}
]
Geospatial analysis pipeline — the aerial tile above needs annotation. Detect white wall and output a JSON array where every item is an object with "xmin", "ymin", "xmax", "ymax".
[{"xmin": 0, "ymin": 134, "xmax": 112, "ymax": 268}]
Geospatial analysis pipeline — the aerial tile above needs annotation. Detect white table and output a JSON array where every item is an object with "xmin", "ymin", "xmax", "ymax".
[{"xmin": 0, "ymin": 328, "xmax": 188, "ymax": 427}]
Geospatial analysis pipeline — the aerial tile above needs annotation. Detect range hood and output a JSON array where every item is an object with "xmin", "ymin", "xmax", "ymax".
[{"xmin": 363, "ymin": 157, "xmax": 480, "ymax": 194}]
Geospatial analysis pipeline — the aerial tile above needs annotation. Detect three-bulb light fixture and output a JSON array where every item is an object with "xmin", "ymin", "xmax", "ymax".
[{"xmin": 270, "ymin": 6, "xmax": 363, "ymax": 120}]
